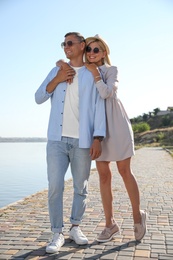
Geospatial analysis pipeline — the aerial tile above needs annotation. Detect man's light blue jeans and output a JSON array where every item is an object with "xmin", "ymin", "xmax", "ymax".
[{"xmin": 46, "ymin": 137, "xmax": 91, "ymax": 233}]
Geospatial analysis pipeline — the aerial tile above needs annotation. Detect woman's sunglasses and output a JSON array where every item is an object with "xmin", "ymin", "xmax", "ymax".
[
  {"xmin": 61, "ymin": 40, "xmax": 82, "ymax": 48},
  {"xmin": 86, "ymin": 46, "xmax": 102, "ymax": 54}
]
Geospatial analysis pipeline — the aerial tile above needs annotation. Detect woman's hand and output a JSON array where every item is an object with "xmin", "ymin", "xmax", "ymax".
[
  {"xmin": 84, "ymin": 62, "xmax": 98, "ymax": 73},
  {"xmin": 56, "ymin": 60, "xmax": 75, "ymax": 84},
  {"xmin": 84, "ymin": 63, "xmax": 101, "ymax": 82},
  {"xmin": 57, "ymin": 67, "xmax": 76, "ymax": 83}
]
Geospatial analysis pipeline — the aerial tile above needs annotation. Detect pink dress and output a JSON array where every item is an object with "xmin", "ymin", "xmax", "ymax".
[{"xmin": 96, "ymin": 64, "xmax": 135, "ymax": 161}]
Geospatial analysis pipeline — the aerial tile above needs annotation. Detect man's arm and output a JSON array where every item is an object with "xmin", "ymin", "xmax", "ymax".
[
  {"xmin": 35, "ymin": 65, "xmax": 75, "ymax": 104},
  {"xmin": 89, "ymin": 138, "xmax": 103, "ymax": 160},
  {"xmin": 90, "ymin": 88, "xmax": 106, "ymax": 160}
]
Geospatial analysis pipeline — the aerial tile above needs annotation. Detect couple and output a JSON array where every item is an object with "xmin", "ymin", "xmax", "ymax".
[{"xmin": 35, "ymin": 32, "xmax": 147, "ymax": 254}]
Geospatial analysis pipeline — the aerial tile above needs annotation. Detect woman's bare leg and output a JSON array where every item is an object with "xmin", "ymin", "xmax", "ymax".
[
  {"xmin": 96, "ymin": 161, "xmax": 115, "ymax": 227},
  {"xmin": 116, "ymin": 157, "xmax": 141, "ymax": 224}
]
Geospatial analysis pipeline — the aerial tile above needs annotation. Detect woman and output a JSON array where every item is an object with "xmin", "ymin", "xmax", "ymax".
[{"xmin": 56, "ymin": 34, "xmax": 147, "ymax": 242}]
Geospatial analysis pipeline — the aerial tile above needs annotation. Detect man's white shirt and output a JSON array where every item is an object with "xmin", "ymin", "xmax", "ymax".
[{"xmin": 62, "ymin": 67, "xmax": 80, "ymax": 138}]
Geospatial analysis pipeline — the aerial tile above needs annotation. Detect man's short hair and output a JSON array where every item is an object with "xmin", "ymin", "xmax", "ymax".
[{"xmin": 64, "ymin": 32, "xmax": 85, "ymax": 43}]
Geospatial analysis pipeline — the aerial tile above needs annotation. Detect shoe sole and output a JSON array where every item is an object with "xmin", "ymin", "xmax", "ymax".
[
  {"xmin": 69, "ymin": 236, "xmax": 88, "ymax": 245},
  {"xmin": 46, "ymin": 248, "xmax": 60, "ymax": 254},
  {"xmin": 96, "ymin": 230, "xmax": 120, "ymax": 243},
  {"xmin": 46, "ymin": 241, "xmax": 65, "ymax": 253},
  {"xmin": 135, "ymin": 211, "xmax": 147, "ymax": 241}
]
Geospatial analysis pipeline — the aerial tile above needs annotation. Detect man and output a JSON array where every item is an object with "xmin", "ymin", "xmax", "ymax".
[{"xmin": 35, "ymin": 32, "xmax": 106, "ymax": 254}]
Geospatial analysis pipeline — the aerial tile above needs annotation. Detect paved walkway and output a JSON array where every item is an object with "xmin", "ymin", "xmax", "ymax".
[{"xmin": 0, "ymin": 147, "xmax": 173, "ymax": 260}]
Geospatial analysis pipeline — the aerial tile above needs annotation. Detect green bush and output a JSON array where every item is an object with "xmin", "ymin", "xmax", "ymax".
[
  {"xmin": 132, "ymin": 122, "xmax": 150, "ymax": 133},
  {"xmin": 156, "ymin": 132, "xmax": 165, "ymax": 142},
  {"xmin": 162, "ymin": 115, "xmax": 171, "ymax": 127}
]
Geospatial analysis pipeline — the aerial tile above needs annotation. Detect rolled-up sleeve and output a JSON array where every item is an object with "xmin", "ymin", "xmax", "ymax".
[
  {"xmin": 35, "ymin": 67, "xmax": 59, "ymax": 104},
  {"xmin": 93, "ymin": 93, "xmax": 106, "ymax": 137}
]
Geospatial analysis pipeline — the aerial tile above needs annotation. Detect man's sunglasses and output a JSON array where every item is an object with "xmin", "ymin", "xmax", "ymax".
[
  {"xmin": 86, "ymin": 46, "xmax": 102, "ymax": 54},
  {"xmin": 61, "ymin": 41, "xmax": 82, "ymax": 48}
]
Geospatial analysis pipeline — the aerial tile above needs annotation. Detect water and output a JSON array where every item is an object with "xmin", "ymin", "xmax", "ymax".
[{"xmin": 0, "ymin": 142, "xmax": 96, "ymax": 209}]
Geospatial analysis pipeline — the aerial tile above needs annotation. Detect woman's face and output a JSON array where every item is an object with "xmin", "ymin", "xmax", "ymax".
[{"xmin": 86, "ymin": 42, "xmax": 106, "ymax": 66}]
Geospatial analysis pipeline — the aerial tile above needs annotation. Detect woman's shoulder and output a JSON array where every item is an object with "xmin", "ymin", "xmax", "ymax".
[
  {"xmin": 100, "ymin": 64, "xmax": 117, "ymax": 72},
  {"xmin": 100, "ymin": 65, "xmax": 118, "ymax": 78}
]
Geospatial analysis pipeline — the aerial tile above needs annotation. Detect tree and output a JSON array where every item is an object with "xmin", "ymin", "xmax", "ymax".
[
  {"xmin": 153, "ymin": 107, "xmax": 160, "ymax": 116},
  {"xmin": 162, "ymin": 115, "xmax": 171, "ymax": 127},
  {"xmin": 142, "ymin": 113, "xmax": 149, "ymax": 121}
]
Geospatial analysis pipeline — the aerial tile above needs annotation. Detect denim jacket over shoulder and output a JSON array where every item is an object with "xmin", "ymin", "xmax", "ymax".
[{"xmin": 35, "ymin": 66, "xmax": 106, "ymax": 148}]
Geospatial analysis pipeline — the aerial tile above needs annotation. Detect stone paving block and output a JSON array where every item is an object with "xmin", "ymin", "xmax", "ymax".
[
  {"xmin": 89, "ymin": 244, "xmax": 105, "ymax": 250},
  {"xmin": 84, "ymin": 248, "xmax": 95, "ymax": 254},
  {"xmin": 70, "ymin": 252, "xmax": 85, "ymax": 258},
  {"xmin": 136, "ymin": 244, "xmax": 150, "ymax": 251},
  {"xmin": 149, "ymin": 257, "xmax": 159, "ymax": 260},
  {"xmin": 167, "ymin": 244, "xmax": 173, "ymax": 251},
  {"xmin": 158, "ymin": 255, "xmax": 173, "ymax": 260},
  {"xmin": 151, "ymin": 244, "xmax": 166, "ymax": 250},
  {"xmin": 4, "ymin": 249, "xmax": 19, "ymax": 254},
  {"xmin": 116, "ymin": 256, "xmax": 133, "ymax": 260},
  {"xmin": 100, "ymin": 251, "xmax": 118, "ymax": 259},
  {"xmin": 0, "ymin": 256, "xmax": 12, "ymax": 260},
  {"xmin": 56, "ymin": 252, "xmax": 75, "ymax": 259},
  {"xmin": 152, "ymin": 248, "xmax": 167, "ymax": 255},
  {"xmin": 118, "ymin": 250, "xmax": 134, "ymax": 256}
]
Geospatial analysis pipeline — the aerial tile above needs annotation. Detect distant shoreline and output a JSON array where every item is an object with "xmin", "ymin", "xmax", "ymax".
[{"xmin": 0, "ymin": 137, "xmax": 47, "ymax": 143}]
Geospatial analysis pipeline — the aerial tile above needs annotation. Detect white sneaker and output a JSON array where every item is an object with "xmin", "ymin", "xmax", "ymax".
[
  {"xmin": 69, "ymin": 226, "xmax": 88, "ymax": 245},
  {"xmin": 46, "ymin": 233, "xmax": 65, "ymax": 254}
]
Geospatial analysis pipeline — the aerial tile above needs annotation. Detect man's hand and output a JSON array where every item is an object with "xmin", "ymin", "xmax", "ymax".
[{"xmin": 90, "ymin": 140, "xmax": 102, "ymax": 160}]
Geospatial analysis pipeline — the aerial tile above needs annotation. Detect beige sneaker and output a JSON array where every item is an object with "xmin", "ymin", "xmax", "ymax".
[
  {"xmin": 134, "ymin": 210, "xmax": 147, "ymax": 241},
  {"xmin": 96, "ymin": 223, "xmax": 120, "ymax": 242}
]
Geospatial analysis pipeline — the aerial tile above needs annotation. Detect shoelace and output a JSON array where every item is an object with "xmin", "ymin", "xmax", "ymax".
[
  {"xmin": 75, "ymin": 228, "xmax": 85, "ymax": 237},
  {"xmin": 50, "ymin": 233, "xmax": 62, "ymax": 245},
  {"xmin": 101, "ymin": 229, "xmax": 107, "ymax": 235},
  {"xmin": 102, "ymin": 224, "xmax": 118, "ymax": 234},
  {"xmin": 101, "ymin": 228, "xmax": 110, "ymax": 236}
]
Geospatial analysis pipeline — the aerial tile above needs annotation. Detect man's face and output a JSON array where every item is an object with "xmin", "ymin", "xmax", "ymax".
[{"xmin": 63, "ymin": 35, "xmax": 84, "ymax": 60}]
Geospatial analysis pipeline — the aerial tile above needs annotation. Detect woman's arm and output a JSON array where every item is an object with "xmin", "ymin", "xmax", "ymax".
[
  {"xmin": 56, "ymin": 59, "xmax": 75, "ymax": 84},
  {"xmin": 85, "ymin": 63, "xmax": 118, "ymax": 99},
  {"xmin": 96, "ymin": 66, "xmax": 118, "ymax": 99},
  {"xmin": 84, "ymin": 63, "xmax": 102, "ymax": 83}
]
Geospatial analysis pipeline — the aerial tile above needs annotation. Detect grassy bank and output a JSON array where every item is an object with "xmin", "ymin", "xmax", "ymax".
[{"xmin": 134, "ymin": 127, "xmax": 173, "ymax": 157}]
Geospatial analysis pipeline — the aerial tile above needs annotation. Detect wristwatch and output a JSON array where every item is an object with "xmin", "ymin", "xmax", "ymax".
[{"xmin": 93, "ymin": 136, "xmax": 104, "ymax": 142}]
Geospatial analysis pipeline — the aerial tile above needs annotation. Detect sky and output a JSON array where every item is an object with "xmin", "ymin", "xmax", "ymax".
[{"xmin": 0, "ymin": 0, "xmax": 173, "ymax": 137}]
